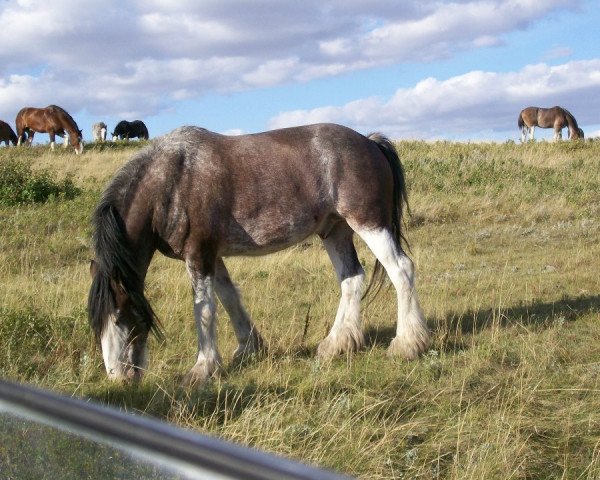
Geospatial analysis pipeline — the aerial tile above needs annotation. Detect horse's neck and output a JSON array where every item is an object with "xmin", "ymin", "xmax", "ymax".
[{"xmin": 562, "ymin": 109, "xmax": 578, "ymax": 130}]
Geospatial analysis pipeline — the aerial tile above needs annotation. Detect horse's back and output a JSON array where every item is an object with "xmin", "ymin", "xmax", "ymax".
[{"xmin": 139, "ymin": 124, "xmax": 393, "ymax": 255}]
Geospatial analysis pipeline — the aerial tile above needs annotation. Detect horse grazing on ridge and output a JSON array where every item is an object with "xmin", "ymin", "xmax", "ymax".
[
  {"xmin": 92, "ymin": 122, "xmax": 107, "ymax": 142},
  {"xmin": 15, "ymin": 105, "xmax": 83, "ymax": 154},
  {"xmin": 88, "ymin": 124, "xmax": 430, "ymax": 385},
  {"xmin": 518, "ymin": 106, "xmax": 584, "ymax": 142},
  {"xmin": 111, "ymin": 120, "xmax": 149, "ymax": 140},
  {"xmin": 0, "ymin": 120, "xmax": 19, "ymax": 146}
]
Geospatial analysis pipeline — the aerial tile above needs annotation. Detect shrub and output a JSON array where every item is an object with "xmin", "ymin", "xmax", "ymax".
[{"xmin": 0, "ymin": 159, "xmax": 81, "ymax": 205}]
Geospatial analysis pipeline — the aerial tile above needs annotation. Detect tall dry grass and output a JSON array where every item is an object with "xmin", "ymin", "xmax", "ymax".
[{"xmin": 0, "ymin": 139, "xmax": 599, "ymax": 478}]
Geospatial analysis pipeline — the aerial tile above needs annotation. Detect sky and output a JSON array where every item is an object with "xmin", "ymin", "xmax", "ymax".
[{"xmin": 1, "ymin": 0, "xmax": 599, "ymax": 143}]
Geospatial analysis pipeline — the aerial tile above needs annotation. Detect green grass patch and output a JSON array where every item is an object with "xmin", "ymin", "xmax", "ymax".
[{"xmin": 0, "ymin": 158, "xmax": 81, "ymax": 205}]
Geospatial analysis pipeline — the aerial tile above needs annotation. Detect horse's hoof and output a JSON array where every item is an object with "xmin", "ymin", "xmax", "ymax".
[
  {"xmin": 317, "ymin": 328, "xmax": 365, "ymax": 360},
  {"xmin": 180, "ymin": 361, "xmax": 221, "ymax": 388},
  {"xmin": 387, "ymin": 332, "xmax": 430, "ymax": 360},
  {"xmin": 232, "ymin": 333, "xmax": 266, "ymax": 366}
]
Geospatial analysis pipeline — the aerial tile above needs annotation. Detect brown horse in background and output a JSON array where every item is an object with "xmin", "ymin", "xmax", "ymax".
[
  {"xmin": 0, "ymin": 120, "xmax": 19, "ymax": 146},
  {"xmin": 518, "ymin": 106, "xmax": 584, "ymax": 142},
  {"xmin": 16, "ymin": 105, "xmax": 84, "ymax": 154}
]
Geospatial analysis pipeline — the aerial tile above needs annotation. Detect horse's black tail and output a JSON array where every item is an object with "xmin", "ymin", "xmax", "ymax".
[
  {"xmin": 517, "ymin": 113, "xmax": 524, "ymax": 129},
  {"xmin": 88, "ymin": 200, "xmax": 162, "ymax": 342},
  {"xmin": 363, "ymin": 133, "xmax": 410, "ymax": 301}
]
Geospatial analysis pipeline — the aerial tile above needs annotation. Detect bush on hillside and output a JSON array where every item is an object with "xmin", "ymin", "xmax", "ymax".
[{"xmin": 0, "ymin": 159, "xmax": 81, "ymax": 205}]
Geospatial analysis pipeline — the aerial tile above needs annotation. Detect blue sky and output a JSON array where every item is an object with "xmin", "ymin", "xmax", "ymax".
[{"xmin": 1, "ymin": 0, "xmax": 599, "ymax": 142}]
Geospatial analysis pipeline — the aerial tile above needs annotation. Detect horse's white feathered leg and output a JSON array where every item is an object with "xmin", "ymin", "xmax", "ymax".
[
  {"xmin": 183, "ymin": 259, "xmax": 222, "ymax": 386},
  {"xmin": 215, "ymin": 258, "xmax": 264, "ymax": 363},
  {"xmin": 317, "ymin": 225, "xmax": 365, "ymax": 359},
  {"xmin": 357, "ymin": 228, "xmax": 430, "ymax": 360}
]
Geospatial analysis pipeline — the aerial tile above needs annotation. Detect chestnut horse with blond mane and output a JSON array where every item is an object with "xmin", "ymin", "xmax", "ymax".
[
  {"xmin": 518, "ymin": 106, "xmax": 584, "ymax": 142},
  {"xmin": 16, "ymin": 105, "xmax": 84, "ymax": 154}
]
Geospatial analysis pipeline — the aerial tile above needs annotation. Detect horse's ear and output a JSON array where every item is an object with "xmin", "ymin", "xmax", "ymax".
[
  {"xmin": 109, "ymin": 268, "xmax": 129, "ymax": 305},
  {"xmin": 89, "ymin": 259, "xmax": 98, "ymax": 277}
]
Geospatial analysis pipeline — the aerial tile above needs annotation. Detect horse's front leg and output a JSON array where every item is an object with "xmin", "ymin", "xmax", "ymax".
[
  {"xmin": 182, "ymin": 256, "xmax": 223, "ymax": 386},
  {"xmin": 24, "ymin": 131, "xmax": 34, "ymax": 146},
  {"xmin": 48, "ymin": 131, "xmax": 56, "ymax": 150},
  {"xmin": 554, "ymin": 128, "xmax": 563, "ymax": 142},
  {"xmin": 215, "ymin": 258, "xmax": 265, "ymax": 364}
]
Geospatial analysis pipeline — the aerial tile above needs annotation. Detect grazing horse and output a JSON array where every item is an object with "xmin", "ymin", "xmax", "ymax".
[
  {"xmin": 88, "ymin": 124, "xmax": 430, "ymax": 385},
  {"xmin": 15, "ymin": 105, "xmax": 84, "ymax": 154},
  {"xmin": 518, "ymin": 106, "xmax": 584, "ymax": 142},
  {"xmin": 0, "ymin": 120, "xmax": 19, "ymax": 146},
  {"xmin": 92, "ymin": 122, "xmax": 108, "ymax": 142},
  {"xmin": 111, "ymin": 120, "xmax": 149, "ymax": 140}
]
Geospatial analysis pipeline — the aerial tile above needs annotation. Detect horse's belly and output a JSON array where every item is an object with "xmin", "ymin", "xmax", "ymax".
[{"xmin": 219, "ymin": 211, "xmax": 337, "ymax": 256}]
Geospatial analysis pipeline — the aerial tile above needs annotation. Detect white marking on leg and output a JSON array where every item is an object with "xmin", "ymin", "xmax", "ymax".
[
  {"xmin": 356, "ymin": 228, "xmax": 430, "ymax": 359},
  {"xmin": 184, "ymin": 262, "xmax": 222, "ymax": 385},
  {"xmin": 50, "ymin": 141, "xmax": 55, "ymax": 150},
  {"xmin": 317, "ymin": 231, "xmax": 365, "ymax": 359}
]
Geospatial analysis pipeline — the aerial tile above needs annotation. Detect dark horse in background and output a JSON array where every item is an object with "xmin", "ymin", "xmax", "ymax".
[
  {"xmin": 111, "ymin": 120, "xmax": 149, "ymax": 140},
  {"xmin": 0, "ymin": 120, "xmax": 19, "ymax": 146},
  {"xmin": 16, "ymin": 105, "xmax": 83, "ymax": 154},
  {"xmin": 88, "ymin": 124, "xmax": 430, "ymax": 385},
  {"xmin": 518, "ymin": 106, "xmax": 584, "ymax": 142}
]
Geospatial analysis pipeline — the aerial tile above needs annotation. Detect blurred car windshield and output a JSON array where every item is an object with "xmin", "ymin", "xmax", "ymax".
[{"xmin": 0, "ymin": 379, "xmax": 350, "ymax": 480}]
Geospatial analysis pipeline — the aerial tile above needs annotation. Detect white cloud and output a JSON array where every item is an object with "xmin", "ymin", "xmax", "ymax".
[
  {"xmin": 269, "ymin": 60, "xmax": 600, "ymax": 140},
  {"xmin": 0, "ymin": 0, "xmax": 580, "ymax": 121}
]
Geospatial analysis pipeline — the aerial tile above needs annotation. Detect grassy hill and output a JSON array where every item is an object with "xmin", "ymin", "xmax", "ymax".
[{"xmin": 0, "ymin": 139, "xmax": 598, "ymax": 479}]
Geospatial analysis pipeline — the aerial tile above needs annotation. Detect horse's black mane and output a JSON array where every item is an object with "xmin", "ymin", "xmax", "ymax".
[
  {"xmin": 46, "ymin": 104, "xmax": 81, "ymax": 131},
  {"xmin": 561, "ymin": 107, "xmax": 579, "ymax": 129},
  {"xmin": 88, "ymin": 148, "xmax": 161, "ymax": 341}
]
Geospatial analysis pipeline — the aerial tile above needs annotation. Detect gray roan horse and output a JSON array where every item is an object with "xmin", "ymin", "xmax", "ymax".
[
  {"xmin": 518, "ymin": 106, "xmax": 584, "ymax": 142},
  {"xmin": 88, "ymin": 124, "xmax": 430, "ymax": 385}
]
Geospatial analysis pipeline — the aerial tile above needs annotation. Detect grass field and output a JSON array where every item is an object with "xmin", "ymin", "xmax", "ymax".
[{"xmin": 0, "ymin": 138, "xmax": 599, "ymax": 479}]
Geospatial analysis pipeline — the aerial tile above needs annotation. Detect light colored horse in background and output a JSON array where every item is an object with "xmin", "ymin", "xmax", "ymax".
[
  {"xmin": 92, "ymin": 122, "xmax": 107, "ymax": 142},
  {"xmin": 518, "ymin": 106, "xmax": 584, "ymax": 142}
]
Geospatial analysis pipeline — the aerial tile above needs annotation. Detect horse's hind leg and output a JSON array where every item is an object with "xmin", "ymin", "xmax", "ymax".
[
  {"xmin": 317, "ymin": 223, "xmax": 366, "ymax": 359},
  {"xmin": 357, "ymin": 228, "xmax": 430, "ymax": 360},
  {"xmin": 215, "ymin": 258, "xmax": 265, "ymax": 363},
  {"xmin": 183, "ymin": 257, "xmax": 223, "ymax": 386}
]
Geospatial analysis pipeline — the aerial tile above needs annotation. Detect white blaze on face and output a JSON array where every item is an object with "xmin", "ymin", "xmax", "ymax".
[
  {"xmin": 100, "ymin": 127, "xmax": 107, "ymax": 141},
  {"xmin": 100, "ymin": 314, "xmax": 129, "ymax": 379},
  {"xmin": 100, "ymin": 313, "xmax": 148, "ymax": 380}
]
